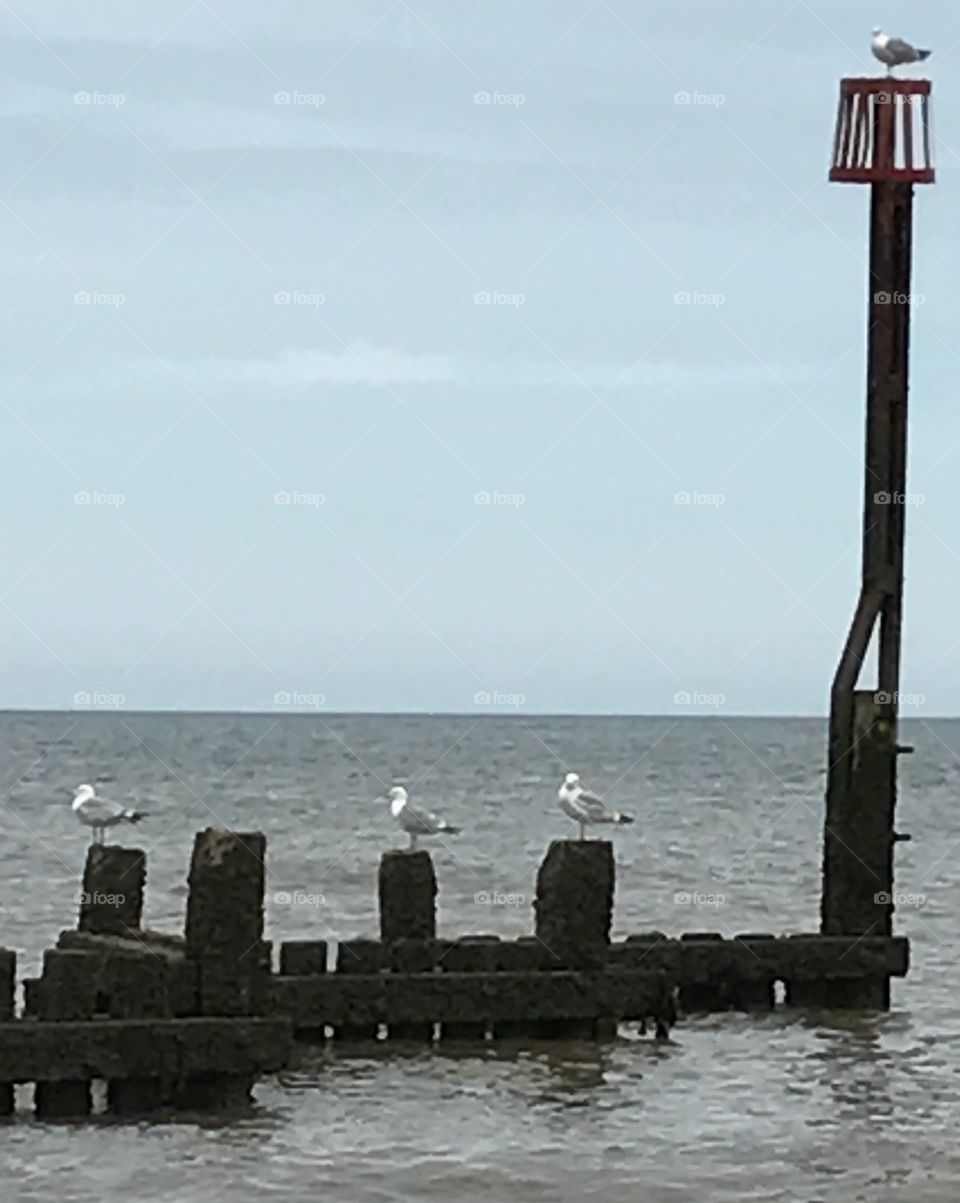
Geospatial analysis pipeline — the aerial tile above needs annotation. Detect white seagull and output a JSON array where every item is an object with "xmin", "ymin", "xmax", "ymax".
[
  {"xmin": 871, "ymin": 29, "xmax": 931, "ymax": 75},
  {"xmin": 558, "ymin": 772, "xmax": 634, "ymax": 841},
  {"xmin": 72, "ymin": 783, "xmax": 145, "ymax": 845},
  {"xmin": 379, "ymin": 786, "xmax": 460, "ymax": 850}
]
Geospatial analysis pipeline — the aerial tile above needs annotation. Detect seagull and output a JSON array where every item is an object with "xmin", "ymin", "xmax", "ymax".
[
  {"xmin": 871, "ymin": 29, "xmax": 931, "ymax": 75},
  {"xmin": 558, "ymin": 772, "xmax": 634, "ymax": 841},
  {"xmin": 72, "ymin": 783, "xmax": 145, "ymax": 845},
  {"xmin": 380, "ymin": 786, "xmax": 461, "ymax": 850}
]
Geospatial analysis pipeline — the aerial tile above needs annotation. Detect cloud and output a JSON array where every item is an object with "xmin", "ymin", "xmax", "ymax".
[{"xmin": 77, "ymin": 341, "xmax": 810, "ymax": 394}]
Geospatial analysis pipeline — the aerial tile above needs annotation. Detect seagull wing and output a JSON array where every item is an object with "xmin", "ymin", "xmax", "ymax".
[
  {"xmin": 575, "ymin": 786, "xmax": 617, "ymax": 824},
  {"xmin": 400, "ymin": 803, "xmax": 451, "ymax": 835},
  {"xmin": 886, "ymin": 37, "xmax": 920, "ymax": 62},
  {"xmin": 76, "ymin": 797, "xmax": 126, "ymax": 826}
]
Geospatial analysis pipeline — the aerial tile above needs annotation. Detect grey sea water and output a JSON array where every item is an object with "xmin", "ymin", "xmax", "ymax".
[{"xmin": 0, "ymin": 711, "xmax": 957, "ymax": 1203}]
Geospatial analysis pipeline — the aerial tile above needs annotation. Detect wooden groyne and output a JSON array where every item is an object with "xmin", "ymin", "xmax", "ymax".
[{"xmin": 0, "ymin": 825, "xmax": 910, "ymax": 1118}]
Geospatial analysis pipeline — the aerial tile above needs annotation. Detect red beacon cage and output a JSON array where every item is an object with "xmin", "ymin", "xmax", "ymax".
[{"xmin": 830, "ymin": 77, "xmax": 934, "ymax": 184}]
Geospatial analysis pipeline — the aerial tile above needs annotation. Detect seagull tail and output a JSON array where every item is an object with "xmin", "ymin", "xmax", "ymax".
[
  {"xmin": 123, "ymin": 809, "xmax": 145, "ymax": 823},
  {"xmin": 917, "ymin": 49, "xmax": 932, "ymax": 60},
  {"xmin": 616, "ymin": 812, "xmax": 635, "ymax": 825},
  {"xmin": 441, "ymin": 824, "xmax": 461, "ymax": 835}
]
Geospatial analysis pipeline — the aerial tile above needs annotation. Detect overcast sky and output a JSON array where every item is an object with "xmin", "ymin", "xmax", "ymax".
[{"xmin": 0, "ymin": 1, "xmax": 956, "ymax": 715}]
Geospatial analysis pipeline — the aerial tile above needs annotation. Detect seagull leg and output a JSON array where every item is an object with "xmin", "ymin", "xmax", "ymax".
[{"xmin": 579, "ymin": 821, "xmax": 585, "ymax": 841}]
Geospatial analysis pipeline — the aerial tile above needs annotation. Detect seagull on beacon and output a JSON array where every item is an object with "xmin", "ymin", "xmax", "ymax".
[
  {"xmin": 871, "ymin": 29, "xmax": 931, "ymax": 76},
  {"xmin": 380, "ymin": 785, "xmax": 461, "ymax": 851},
  {"xmin": 72, "ymin": 783, "xmax": 145, "ymax": 845},
  {"xmin": 558, "ymin": 772, "xmax": 634, "ymax": 841}
]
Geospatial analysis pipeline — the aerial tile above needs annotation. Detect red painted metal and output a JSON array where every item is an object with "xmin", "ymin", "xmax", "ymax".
[{"xmin": 830, "ymin": 78, "xmax": 934, "ymax": 184}]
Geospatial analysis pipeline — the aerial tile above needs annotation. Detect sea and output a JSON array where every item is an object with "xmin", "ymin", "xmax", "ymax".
[{"xmin": 0, "ymin": 711, "xmax": 957, "ymax": 1203}]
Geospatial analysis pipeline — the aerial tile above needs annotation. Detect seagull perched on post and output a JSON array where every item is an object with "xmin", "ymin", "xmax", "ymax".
[
  {"xmin": 72, "ymin": 783, "xmax": 145, "ymax": 845},
  {"xmin": 379, "ymin": 785, "xmax": 460, "ymax": 850},
  {"xmin": 871, "ymin": 29, "xmax": 931, "ymax": 75},
  {"xmin": 558, "ymin": 772, "xmax": 634, "ymax": 841}
]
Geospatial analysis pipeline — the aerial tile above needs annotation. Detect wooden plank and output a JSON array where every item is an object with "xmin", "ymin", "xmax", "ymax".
[
  {"xmin": 0, "ymin": 1017, "xmax": 292, "ymax": 1083},
  {"xmin": 272, "ymin": 969, "xmax": 670, "ymax": 1027},
  {"xmin": 608, "ymin": 935, "xmax": 907, "ymax": 979}
]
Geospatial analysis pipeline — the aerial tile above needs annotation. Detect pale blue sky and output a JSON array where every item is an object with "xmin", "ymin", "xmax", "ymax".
[{"xmin": 0, "ymin": 1, "xmax": 956, "ymax": 715}]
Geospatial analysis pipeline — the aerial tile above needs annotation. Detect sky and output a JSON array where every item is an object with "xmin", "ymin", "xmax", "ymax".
[{"xmin": 0, "ymin": 1, "xmax": 957, "ymax": 715}]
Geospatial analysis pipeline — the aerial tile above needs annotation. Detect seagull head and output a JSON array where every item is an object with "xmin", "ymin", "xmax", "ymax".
[
  {"xmin": 376, "ymin": 785, "xmax": 408, "ymax": 809},
  {"xmin": 563, "ymin": 772, "xmax": 580, "ymax": 787},
  {"xmin": 73, "ymin": 783, "xmax": 94, "ymax": 800},
  {"xmin": 872, "ymin": 26, "xmax": 883, "ymax": 36}
]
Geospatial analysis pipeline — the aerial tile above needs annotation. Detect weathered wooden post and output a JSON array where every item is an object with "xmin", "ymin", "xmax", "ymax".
[
  {"xmin": 182, "ymin": 829, "xmax": 268, "ymax": 1105},
  {"xmin": 379, "ymin": 850, "xmax": 436, "ymax": 1040},
  {"xmin": 0, "ymin": 951, "xmax": 14, "ymax": 1115},
  {"xmin": 534, "ymin": 840, "xmax": 614, "ymax": 1037},
  {"xmin": 78, "ymin": 845, "xmax": 145, "ymax": 935},
  {"xmin": 34, "ymin": 950, "xmax": 98, "ymax": 1116},
  {"xmin": 815, "ymin": 77, "xmax": 933, "ymax": 1007}
]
